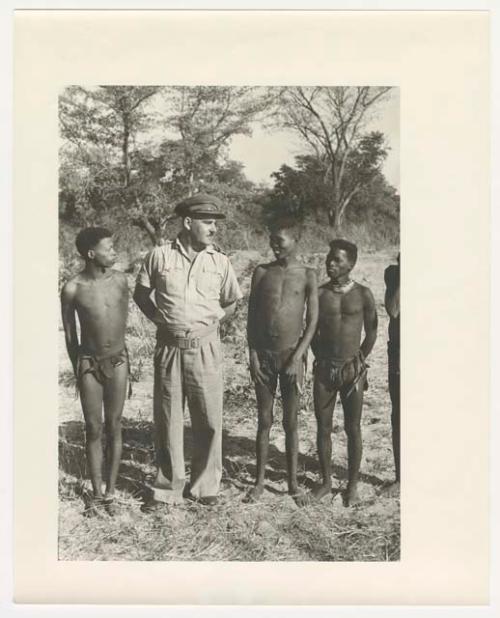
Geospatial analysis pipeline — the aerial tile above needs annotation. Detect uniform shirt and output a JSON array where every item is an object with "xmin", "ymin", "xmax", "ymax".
[{"xmin": 136, "ymin": 237, "xmax": 242, "ymax": 330}]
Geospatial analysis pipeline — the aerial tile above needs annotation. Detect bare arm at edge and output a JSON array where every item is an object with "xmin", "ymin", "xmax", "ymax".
[
  {"xmin": 289, "ymin": 268, "xmax": 319, "ymax": 362},
  {"xmin": 360, "ymin": 286, "xmax": 378, "ymax": 359},
  {"xmin": 60, "ymin": 280, "xmax": 79, "ymax": 376}
]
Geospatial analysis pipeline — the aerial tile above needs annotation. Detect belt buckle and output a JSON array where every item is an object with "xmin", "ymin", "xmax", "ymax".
[
  {"xmin": 175, "ymin": 336, "xmax": 190, "ymax": 350},
  {"xmin": 175, "ymin": 335, "xmax": 200, "ymax": 350}
]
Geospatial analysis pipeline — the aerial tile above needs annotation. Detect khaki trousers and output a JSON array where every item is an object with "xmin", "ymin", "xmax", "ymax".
[{"xmin": 152, "ymin": 328, "xmax": 223, "ymax": 502}]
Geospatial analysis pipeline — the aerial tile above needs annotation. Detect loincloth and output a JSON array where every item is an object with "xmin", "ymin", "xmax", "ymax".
[
  {"xmin": 77, "ymin": 347, "xmax": 132, "ymax": 397},
  {"xmin": 256, "ymin": 347, "xmax": 305, "ymax": 395},
  {"xmin": 313, "ymin": 351, "xmax": 368, "ymax": 397}
]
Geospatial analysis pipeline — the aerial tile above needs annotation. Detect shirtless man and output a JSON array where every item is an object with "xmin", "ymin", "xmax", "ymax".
[
  {"xmin": 245, "ymin": 218, "xmax": 318, "ymax": 502},
  {"xmin": 309, "ymin": 239, "xmax": 377, "ymax": 507},
  {"xmin": 380, "ymin": 253, "xmax": 400, "ymax": 496},
  {"xmin": 61, "ymin": 227, "xmax": 129, "ymax": 516}
]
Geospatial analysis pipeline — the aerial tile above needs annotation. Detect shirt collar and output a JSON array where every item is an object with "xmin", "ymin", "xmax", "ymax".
[{"xmin": 174, "ymin": 235, "xmax": 215, "ymax": 257}]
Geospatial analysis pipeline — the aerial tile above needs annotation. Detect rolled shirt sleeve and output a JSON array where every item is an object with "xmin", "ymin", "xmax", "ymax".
[
  {"xmin": 135, "ymin": 241, "xmax": 242, "ymax": 330},
  {"xmin": 136, "ymin": 247, "xmax": 163, "ymax": 290},
  {"xmin": 220, "ymin": 257, "xmax": 243, "ymax": 307}
]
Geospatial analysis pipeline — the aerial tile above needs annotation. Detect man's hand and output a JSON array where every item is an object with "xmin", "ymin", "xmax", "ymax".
[
  {"xmin": 249, "ymin": 350, "xmax": 266, "ymax": 386},
  {"xmin": 348, "ymin": 353, "xmax": 366, "ymax": 380},
  {"xmin": 282, "ymin": 354, "xmax": 301, "ymax": 380},
  {"xmin": 221, "ymin": 300, "xmax": 237, "ymax": 323}
]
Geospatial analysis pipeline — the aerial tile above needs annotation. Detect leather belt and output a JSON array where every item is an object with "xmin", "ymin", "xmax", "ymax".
[{"xmin": 156, "ymin": 322, "xmax": 219, "ymax": 350}]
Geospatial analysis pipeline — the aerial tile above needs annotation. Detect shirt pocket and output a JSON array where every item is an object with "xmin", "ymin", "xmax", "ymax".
[
  {"xmin": 157, "ymin": 265, "xmax": 186, "ymax": 295},
  {"xmin": 196, "ymin": 267, "xmax": 222, "ymax": 300}
]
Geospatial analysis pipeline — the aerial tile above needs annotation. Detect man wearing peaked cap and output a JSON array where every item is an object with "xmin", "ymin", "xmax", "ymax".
[
  {"xmin": 174, "ymin": 193, "xmax": 226, "ymax": 219},
  {"xmin": 134, "ymin": 193, "xmax": 242, "ymax": 507}
]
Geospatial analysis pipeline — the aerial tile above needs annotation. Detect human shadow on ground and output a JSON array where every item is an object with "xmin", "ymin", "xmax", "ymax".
[
  {"xmin": 59, "ymin": 419, "xmax": 154, "ymax": 502},
  {"xmin": 58, "ymin": 418, "xmax": 385, "ymax": 503}
]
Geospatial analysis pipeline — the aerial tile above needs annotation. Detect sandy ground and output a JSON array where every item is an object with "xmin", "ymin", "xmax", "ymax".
[{"xmin": 58, "ymin": 249, "xmax": 400, "ymax": 561}]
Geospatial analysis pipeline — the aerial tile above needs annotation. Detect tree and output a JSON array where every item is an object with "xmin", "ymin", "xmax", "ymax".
[
  {"xmin": 59, "ymin": 86, "xmax": 272, "ymax": 245},
  {"xmin": 264, "ymin": 149, "xmax": 399, "ymax": 245},
  {"xmin": 265, "ymin": 154, "xmax": 330, "ymax": 223},
  {"xmin": 275, "ymin": 86, "xmax": 392, "ymax": 234},
  {"xmin": 59, "ymin": 85, "xmax": 161, "ymax": 235},
  {"xmin": 94, "ymin": 86, "xmax": 161, "ymax": 187},
  {"xmin": 126, "ymin": 87, "xmax": 272, "ymax": 244},
  {"xmin": 162, "ymin": 86, "xmax": 273, "ymax": 192},
  {"xmin": 347, "ymin": 171, "xmax": 400, "ymax": 239}
]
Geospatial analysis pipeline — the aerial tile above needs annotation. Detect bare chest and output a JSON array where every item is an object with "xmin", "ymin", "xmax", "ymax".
[
  {"xmin": 258, "ymin": 267, "xmax": 307, "ymax": 303},
  {"xmin": 320, "ymin": 289, "xmax": 364, "ymax": 320},
  {"xmin": 76, "ymin": 280, "xmax": 127, "ymax": 314}
]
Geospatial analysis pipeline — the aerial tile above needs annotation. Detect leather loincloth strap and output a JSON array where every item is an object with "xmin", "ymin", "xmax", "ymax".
[
  {"xmin": 257, "ymin": 345, "xmax": 306, "ymax": 395},
  {"xmin": 344, "ymin": 351, "xmax": 368, "ymax": 398},
  {"xmin": 76, "ymin": 347, "xmax": 132, "ymax": 398},
  {"xmin": 314, "ymin": 350, "xmax": 368, "ymax": 397}
]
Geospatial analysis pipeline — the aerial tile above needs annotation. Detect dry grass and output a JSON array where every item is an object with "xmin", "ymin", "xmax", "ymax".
[
  {"xmin": 58, "ymin": 248, "xmax": 400, "ymax": 562},
  {"xmin": 58, "ymin": 469, "xmax": 399, "ymax": 561}
]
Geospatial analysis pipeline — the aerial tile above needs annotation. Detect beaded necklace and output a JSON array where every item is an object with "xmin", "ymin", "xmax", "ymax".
[{"xmin": 329, "ymin": 279, "xmax": 356, "ymax": 294}]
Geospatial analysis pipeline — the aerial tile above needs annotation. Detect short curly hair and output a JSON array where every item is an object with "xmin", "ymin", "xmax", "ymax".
[
  {"xmin": 268, "ymin": 216, "xmax": 303, "ymax": 240},
  {"xmin": 75, "ymin": 227, "xmax": 112, "ymax": 258},
  {"xmin": 328, "ymin": 238, "xmax": 358, "ymax": 266}
]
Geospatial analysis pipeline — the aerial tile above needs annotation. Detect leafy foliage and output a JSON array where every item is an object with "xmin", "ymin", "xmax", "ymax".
[
  {"xmin": 59, "ymin": 85, "xmax": 272, "ymax": 245},
  {"xmin": 262, "ymin": 133, "xmax": 398, "ymax": 245},
  {"xmin": 59, "ymin": 85, "xmax": 399, "ymax": 255},
  {"xmin": 273, "ymin": 87, "xmax": 393, "ymax": 232}
]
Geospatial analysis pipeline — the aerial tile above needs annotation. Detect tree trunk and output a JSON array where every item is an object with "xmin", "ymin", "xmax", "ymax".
[
  {"xmin": 132, "ymin": 215, "xmax": 163, "ymax": 246},
  {"xmin": 327, "ymin": 186, "xmax": 343, "ymax": 236},
  {"xmin": 187, "ymin": 170, "xmax": 195, "ymax": 196},
  {"xmin": 330, "ymin": 209, "xmax": 343, "ymax": 238},
  {"xmin": 122, "ymin": 114, "xmax": 131, "ymax": 187}
]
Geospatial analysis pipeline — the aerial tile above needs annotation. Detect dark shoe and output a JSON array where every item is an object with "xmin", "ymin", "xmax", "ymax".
[
  {"xmin": 197, "ymin": 495, "xmax": 218, "ymax": 506},
  {"xmin": 141, "ymin": 498, "xmax": 166, "ymax": 514}
]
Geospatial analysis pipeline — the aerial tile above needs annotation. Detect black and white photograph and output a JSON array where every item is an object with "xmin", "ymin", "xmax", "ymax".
[
  {"xmin": 10, "ymin": 6, "xmax": 491, "ymax": 607},
  {"xmin": 57, "ymin": 84, "xmax": 400, "ymax": 562}
]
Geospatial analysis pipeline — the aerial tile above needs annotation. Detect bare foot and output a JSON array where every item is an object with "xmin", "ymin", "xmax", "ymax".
[
  {"xmin": 343, "ymin": 484, "xmax": 362, "ymax": 507},
  {"xmin": 295, "ymin": 483, "xmax": 332, "ymax": 507},
  {"xmin": 312, "ymin": 484, "xmax": 332, "ymax": 501},
  {"xmin": 103, "ymin": 497, "xmax": 119, "ymax": 517},
  {"xmin": 289, "ymin": 486, "xmax": 312, "ymax": 507},
  {"xmin": 83, "ymin": 496, "xmax": 104, "ymax": 518},
  {"xmin": 293, "ymin": 492, "xmax": 310, "ymax": 507},
  {"xmin": 243, "ymin": 485, "xmax": 265, "ymax": 503},
  {"xmin": 379, "ymin": 481, "xmax": 400, "ymax": 498}
]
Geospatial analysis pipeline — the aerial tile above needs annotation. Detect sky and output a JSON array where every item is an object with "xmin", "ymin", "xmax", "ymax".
[
  {"xmin": 129, "ymin": 86, "xmax": 399, "ymax": 191},
  {"xmin": 229, "ymin": 88, "xmax": 400, "ymax": 190}
]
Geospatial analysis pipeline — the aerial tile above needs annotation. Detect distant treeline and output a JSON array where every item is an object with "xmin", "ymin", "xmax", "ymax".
[{"xmin": 59, "ymin": 85, "xmax": 399, "ymax": 261}]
